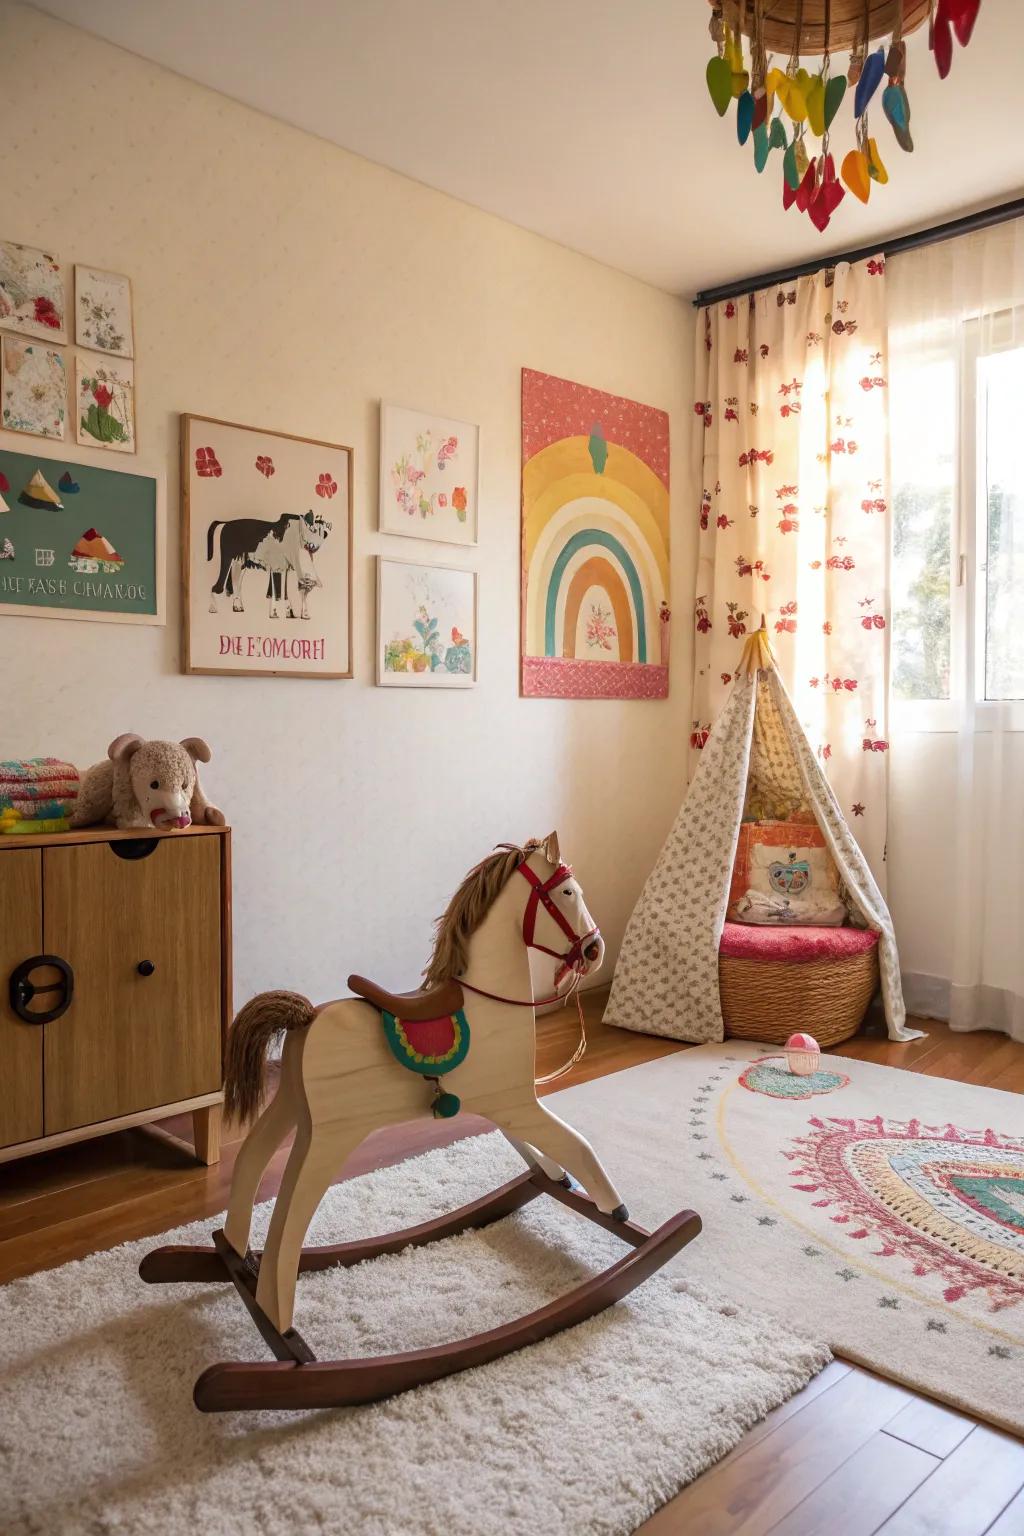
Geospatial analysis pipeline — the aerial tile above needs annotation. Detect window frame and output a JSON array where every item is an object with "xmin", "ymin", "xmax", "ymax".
[{"xmin": 892, "ymin": 307, "xmax": 1024, "ymax": 734}]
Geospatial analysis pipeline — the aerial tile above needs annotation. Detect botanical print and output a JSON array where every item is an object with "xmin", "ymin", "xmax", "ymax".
[
  {"xmin": 183, "ymin": 415, "xmax": 352, "ymax": 678},
  {"xmin": 377, "ymin": 557, "xmax": 476, "ymax": 688},
  {"xmin": 75, "ymin": 357, "xmax": 135, "ymax": 454},
  {"xmin": 379, "ymin": 403, "xmax": 479, "ymax": 545},
  {"xmin": 0, "ymin": 445, "xmax": 161, "ymax": 625},
  {"xmin": 1, "ymin": 339, "xmax": 66, "ymax": 439},
  {"xmin": 521, "ymin": 369, "xmax": 670, "ymax": 700},
  {"xmin": 0, "ymin": 241, "xmax": 66, "ymax": 341},
  {"xmin": 75, "ymin": 266, "xmax": 133, "ymax": 358},
  {"xmin": 690, "ymin": 255, "xmax": 890, "ymax": 877}
]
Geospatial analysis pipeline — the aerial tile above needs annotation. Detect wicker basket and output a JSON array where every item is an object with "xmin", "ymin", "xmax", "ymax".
[{"xmin": 719, "ymin": 946, "xmax": 879, "ymax": 1047}]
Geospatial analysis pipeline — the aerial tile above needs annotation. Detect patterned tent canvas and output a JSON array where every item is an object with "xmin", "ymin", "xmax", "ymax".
[{"xmin": 604, "ymin": 630, "xmax": 921, "ymax": 1045}]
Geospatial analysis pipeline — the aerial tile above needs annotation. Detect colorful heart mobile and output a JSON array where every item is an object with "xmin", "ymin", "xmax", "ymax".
[{"xmin": 706, "ymin": 0, "xmax": 984, "ymax": 232}]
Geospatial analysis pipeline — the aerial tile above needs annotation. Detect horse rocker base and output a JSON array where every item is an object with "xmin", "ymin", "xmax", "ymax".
[
  {"xmin": 141, "ymin": 1166, "xmax": 701, "ymax": 1413},
  {"xmin": 140, "ymin": 834, "xmax": 703, "ymax": 1414}
]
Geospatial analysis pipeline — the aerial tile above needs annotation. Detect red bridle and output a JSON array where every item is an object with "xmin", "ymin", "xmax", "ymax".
[{"xmin": 460, "ymin": 860, "xmax": 601, "ymax": 1008}]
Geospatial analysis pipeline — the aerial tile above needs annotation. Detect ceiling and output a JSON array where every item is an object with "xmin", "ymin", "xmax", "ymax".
[{"xmin": 33, "ymin": 0, "xmax": 1024, "ymax": 296}]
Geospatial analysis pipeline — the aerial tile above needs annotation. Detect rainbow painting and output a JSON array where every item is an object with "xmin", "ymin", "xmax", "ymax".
[{"xmin": 520, "ymin": 369, "xmax": 670, "ymax": 700}]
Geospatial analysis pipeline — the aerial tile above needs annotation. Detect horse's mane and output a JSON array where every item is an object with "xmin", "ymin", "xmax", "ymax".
[{"xmin": 423, "ymin": 839, "xmax": 543, "ymax": 986}]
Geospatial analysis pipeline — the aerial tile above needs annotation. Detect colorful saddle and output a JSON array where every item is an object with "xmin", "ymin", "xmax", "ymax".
[{"xmin": 347, "ymin": 974, "xmax": 470, "ymax": 1118}]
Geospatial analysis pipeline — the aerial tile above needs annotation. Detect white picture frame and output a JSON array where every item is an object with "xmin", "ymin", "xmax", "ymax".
[
  {"xmin": 376, "ymin": 555, "xmax": 477, "ymax": 687},
  {"xmin": 378, "ymin": 402, "xmax": 479, "ymax": 546},
  {"xmin": 0, "ymin": 438, "xmax": 165, "ymax": 627}
]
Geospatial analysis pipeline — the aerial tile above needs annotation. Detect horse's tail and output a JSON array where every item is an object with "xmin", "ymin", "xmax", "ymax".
[{"xmin": 223, "ymin": 989, "xmax": 316, "ymax": 1123}]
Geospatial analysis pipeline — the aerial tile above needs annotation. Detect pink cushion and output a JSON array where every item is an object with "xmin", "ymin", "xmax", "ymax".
[{"xmin": 719, "ymin": 922, "xmax": 879, "ymax": 964}]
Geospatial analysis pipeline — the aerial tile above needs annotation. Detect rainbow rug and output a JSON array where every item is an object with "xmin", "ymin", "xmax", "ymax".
[{"xmin": 548, "ymin": 1040, "xmax": 1024, "ymax": 1435}]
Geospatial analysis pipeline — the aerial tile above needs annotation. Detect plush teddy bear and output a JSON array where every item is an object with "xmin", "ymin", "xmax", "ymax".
[{"xmin": 71, "ymin": 735, "xmax": 225, "ymax": 831}]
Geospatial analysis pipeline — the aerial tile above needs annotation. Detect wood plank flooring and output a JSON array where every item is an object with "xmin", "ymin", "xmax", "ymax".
[{"xmin": 2, "ymin": 990, "xmax": 1022, "ymax": 1534}]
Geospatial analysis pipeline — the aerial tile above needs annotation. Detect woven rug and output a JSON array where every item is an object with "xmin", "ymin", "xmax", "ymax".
[
  {"xmin": 0, "ymin": 1132, "xmax": 828, "ymax": 1536},
  {"xmin": 548, "ymin": 1040, "xmax": 1024, "ymax": 1435}
]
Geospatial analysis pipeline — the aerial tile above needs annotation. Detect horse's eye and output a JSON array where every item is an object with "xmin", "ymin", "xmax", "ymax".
[
  {"xmin": 563, "ymin": 887, "xmax": 573, "ymax": 896},
  {"xmin": 150, "ymin": 780, "xmax": 159, "ymax": 790}
]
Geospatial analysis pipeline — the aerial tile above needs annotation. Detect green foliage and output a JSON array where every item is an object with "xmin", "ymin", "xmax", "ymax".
[
  {"xmin": 892, "ymin": 480, "xmax": 951, "ymax": 701},
  {"xmin": 984, "ymin": 482, "xmax": 1024, "ymax": 700},
  {"xmin": 81, "ymin": 402, "xmax": 126, "ymax": 445}
]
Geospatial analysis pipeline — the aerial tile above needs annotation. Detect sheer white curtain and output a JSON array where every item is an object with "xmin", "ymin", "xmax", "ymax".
[{"xmin": 887, "ymin": 218, "xmax": 1024, "ymax": 1041}]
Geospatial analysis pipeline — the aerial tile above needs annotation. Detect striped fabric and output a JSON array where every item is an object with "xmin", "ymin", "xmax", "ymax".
[{"xmin": 0, "ymin": 758, "xmax": 79, "ymax": 829}]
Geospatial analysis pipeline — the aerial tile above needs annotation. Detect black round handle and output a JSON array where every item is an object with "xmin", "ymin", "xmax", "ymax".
[
  {"xmin": 137, "ymin": 960, "xmax": 156, "ymax": 977},
  {"xmin": 9, "ymin": 955, "xmax": 74, "ymax": 1023}
]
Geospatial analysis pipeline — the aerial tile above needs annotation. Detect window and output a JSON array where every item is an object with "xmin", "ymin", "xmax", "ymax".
[
  {"xmin": 978, "ymin": 346, "xmax": 1024, "ymax": 701},
  {"xmin": 891, "ymin": 310, "xmax": 1024, "ymax": 723}
]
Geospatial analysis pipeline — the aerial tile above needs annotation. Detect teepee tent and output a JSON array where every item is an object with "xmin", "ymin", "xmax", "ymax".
[{"xmin": 605, "ymin": 626, "xmax": 922, "ymax": 1045}]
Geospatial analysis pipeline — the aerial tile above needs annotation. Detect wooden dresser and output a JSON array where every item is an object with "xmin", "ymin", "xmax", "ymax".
[{"xmin": 0, "ymin": 823, "xmax": 230, "ymax": 1166}]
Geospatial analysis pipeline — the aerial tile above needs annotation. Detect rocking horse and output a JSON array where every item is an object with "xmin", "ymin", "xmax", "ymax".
[{"xmin": 141, "ymin": 833, "xmax": 702, "ymax": 1412}]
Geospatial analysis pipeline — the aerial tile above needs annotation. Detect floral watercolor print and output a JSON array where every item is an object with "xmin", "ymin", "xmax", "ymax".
[
  {"xmin": 76, "ymin": 357, "xmax": 135, "ymax": 453},
  {"xmin": 74, "ymin": 266, "xmax": 133, "ymax": 358},
  {"xmin": 0, "ymin": 241, "xmax": 66, "ymax": 341},
  {"xmin": 379, "ymin": 403, "xmax": 479, "ymax": 545},
  {"xmin": 1, "ymin": 338, "xmax": 66, "ymax": 439},
  {"xmin": 377, "ymin": 557, "xmax": 476, "ymax": 687}
]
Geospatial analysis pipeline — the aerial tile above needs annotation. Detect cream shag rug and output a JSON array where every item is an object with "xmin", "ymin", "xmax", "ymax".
[
  {"xmin": 549, "ymin": 1041, "xmax": 1024, "ymax": 1436},
  {"xmin": 0, "ymin": 1131, "xmax": 829, "ymax": 1536}
]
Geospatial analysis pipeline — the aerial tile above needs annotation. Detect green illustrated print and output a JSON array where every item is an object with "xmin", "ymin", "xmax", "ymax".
[{"xmin": 80, "ymin": 376, "xmax": 127, "ymax": 445}]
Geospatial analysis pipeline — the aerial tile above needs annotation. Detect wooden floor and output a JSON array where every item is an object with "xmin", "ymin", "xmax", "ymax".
[{"xmin": 2, "ymin": 992, "xmax": 1023, "ymax": 1535}]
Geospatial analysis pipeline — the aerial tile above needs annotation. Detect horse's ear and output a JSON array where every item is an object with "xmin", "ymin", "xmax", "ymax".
[{"xmin": 543, "ymin": 830, "xmax": 561, "ymax": 866}]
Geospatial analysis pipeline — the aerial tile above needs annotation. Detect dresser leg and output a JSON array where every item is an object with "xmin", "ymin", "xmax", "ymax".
[{"xmin": 193, "ymin": 1105, "xmax": 222, "ymax": 1166}]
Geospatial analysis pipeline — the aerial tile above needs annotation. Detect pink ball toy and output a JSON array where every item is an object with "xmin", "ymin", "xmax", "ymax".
[{"xmin": 784, "ymin": 1032, "xmax": 821, "ymax": 1076}]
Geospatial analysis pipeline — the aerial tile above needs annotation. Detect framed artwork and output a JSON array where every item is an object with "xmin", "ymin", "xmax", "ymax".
[
  {"xmin": 379, "ymin": 402, "xmax": 479, "ymax": 545},
  {"xmin": 377, "ymin": 556, "xmax": 477, "ymax": 687},
  {"xmin": 0, "ymin": 443, "xmax": 164, "ymax": 625},
  {"xmin": 182, "ymin": 414, "xmax": 353, "ymax": 678},
  {"xmin": 0, "ymin": 241, "xmax": 66, "ymax": 342},
  {"xmin": 520, "ymin": 367, "xmax": 670, "ymax": 700},
  {"xmin": 75, "ymin": 265, "xmax": 134, "ymax": 358},
  {"xmin": 2, "ymin": 338, "xmax": 66, "ymax": 439},
  {"xmin": 75, "ymin": 355, "xmax": 135, "ymax": 453}
]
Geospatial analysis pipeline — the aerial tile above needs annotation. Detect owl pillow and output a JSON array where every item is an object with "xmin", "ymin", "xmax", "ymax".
[{"xmin": 728, "ymin": 821, "xmax": 846, "ymax": 927}]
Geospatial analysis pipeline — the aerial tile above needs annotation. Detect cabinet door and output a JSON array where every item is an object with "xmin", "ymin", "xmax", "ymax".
[
  {"xmin": 0, "ymin": 850, "xmax": 44, "ymax": 1148},
  {"xmin": 43, "ymin": 837, "xmax": 222, "ymax": 1134}
]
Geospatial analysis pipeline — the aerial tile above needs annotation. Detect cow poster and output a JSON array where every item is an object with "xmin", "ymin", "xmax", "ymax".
[{"xmin": 182, "ymin": 415, "xmax": 352, "ymax": 678}]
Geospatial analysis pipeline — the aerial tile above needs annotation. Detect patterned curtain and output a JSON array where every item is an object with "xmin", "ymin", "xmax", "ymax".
[{"xmin": 692, "ymin": 256, "xmax": 891, "ymax": 881}]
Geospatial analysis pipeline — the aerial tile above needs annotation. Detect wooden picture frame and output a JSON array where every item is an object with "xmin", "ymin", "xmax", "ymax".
[
  {"xmin": 378, "ymin": 402, "xmax": 480, "ymax": 546},
  {"xmin": 181, "ymin": 414, "xmax": 353, "ymax": 679},
  {"xmin": 376, "ymin": 555, "xmax": 478, "ymax": 687},
  {"xmin": 0, "ymin": 439, "xmax": 165, "ymax": 626}
]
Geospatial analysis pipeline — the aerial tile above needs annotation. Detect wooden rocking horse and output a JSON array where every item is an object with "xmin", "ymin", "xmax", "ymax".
[{"xmin": 141, "ymin": 833, "xmax": 701, "ymax": 1412}]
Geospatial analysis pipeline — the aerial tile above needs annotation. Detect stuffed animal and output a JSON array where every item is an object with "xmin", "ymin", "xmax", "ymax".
[{"xmin": 72, "ymin": 735, "xmax": 225, "ymax": 831}]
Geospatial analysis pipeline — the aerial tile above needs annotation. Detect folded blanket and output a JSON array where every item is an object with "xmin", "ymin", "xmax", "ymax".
[{"xmin": 0, "ymin": 758, "xmax": 79, "ymax": 824}]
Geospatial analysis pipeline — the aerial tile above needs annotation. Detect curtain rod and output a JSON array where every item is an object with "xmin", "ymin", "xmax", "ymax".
[{"xmin": 692, "ymin": 195, "xmax": 1024, "ymax": 308}]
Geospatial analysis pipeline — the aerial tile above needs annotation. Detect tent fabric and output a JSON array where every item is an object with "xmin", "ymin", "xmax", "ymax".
[{"xmin": 604, "ymin": 658, "xmax": 922, "ymax": 1045}]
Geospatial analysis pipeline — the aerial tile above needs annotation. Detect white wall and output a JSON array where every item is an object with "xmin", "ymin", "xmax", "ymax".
[{"xmin": 0, "ymin": 3, "xmax": 696, "ymax": 1006}]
